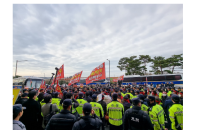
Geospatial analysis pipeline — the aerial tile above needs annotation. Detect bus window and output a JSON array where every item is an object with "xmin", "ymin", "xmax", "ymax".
[
  {"xmin": 166, "ymin": 75, "xmax": 175, "ymax": 80},
  {"xmin": 153, "ymin": 76, "xmax": 165, "ymax": 81},
  {"xmin": 175, "ymin": 75, "xmax": 182, "ymax": 80},
  {"xmin": 133, "ymin": 77, "xmax": 141, "ymax": 81}
]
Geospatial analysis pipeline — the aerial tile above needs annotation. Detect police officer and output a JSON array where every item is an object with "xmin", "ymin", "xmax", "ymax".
[
  {"xmin": 125, "ymin": 89, "xmax": 133, "ymax": 100},
  {"xmin": 13, "ymin": 104, "xmax": 26, "ymax": 130},
  {"xmin": 130, "ymin": 94, "xmax": 149, "ymax": 114},
  {"xmin": 167, "ymin": 87, "xmax": 172, "ymax": 97},
  {"xmin": 51, "ymin": 92, "xmax": 61, "ymax": 112},
  {"xmin": 123, "ymin": 98, "xmax": 153, "ymax": 130},
  {"xmin": 90, "ymin": 94, "xmax": 105, "ymax": 130},
  {"xmin": 66, "ymin": 92, "xmax": 80, "ymax": 120},
  {"xmin": 147, "ymin": 96, "xmax": 165, "ymax": 130},
  {"xmin": 133, "ymin": 90, "xmax": 140, "ymax": 99},
  {"xmin": 107, "ymin": 93, "xmax": 124, "ymax": 130},
  {"xmin": 76, "ymin": 92, "xmax": 88, "ymax": 117},
  {"xmin": 72, "ymin": 103, "xmax": 102, "ymax": 130},
  {"xmin": 169, "ymin": 95, "xmax": 183, "ymax": 130}
]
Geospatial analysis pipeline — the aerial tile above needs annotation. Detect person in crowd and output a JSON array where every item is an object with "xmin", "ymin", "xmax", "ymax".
[
  {"xmin": 76, "ymin": 92, "xmax": 88, "ymax": 117},
  {"xmin": 51, "ymin": 92, "xmax": 61, "ymax": 112},
  {"xmin": 133, "ymin": 90, "xmax": 140, "ymax": 98},
  {"xmin": 84, "ymin": 92, "xmax": 92, "ymax": 103},
  {"xmin": 20, "ymin": 90, "xmax": 41, "ymax": 130},
  {"xmin": 65, "ymin": 92, "xmax": 80, "ymax": 119},
  {"xmin": 13, "ymin": 104, "xmax": 26, "ymax": 130},
  {"xmin": 72, "ymin": 103, "xmax": 102, "ymax": 130},
  {"xmin": 90, "ymin": 94, "xmax": 105, "ymax": 130},
  {"xmin": 45, "ymin": 99, "xmax": 77, "ymax": 130},
  {"xmin": 117, "ymin": 93, "xmax": 122, "ymax": 103},
  {"xmin": 147, "ymin": 96, "xmax": 165, "ymax": 130},
  {"xmin": 164, "ymin": 94, "xmax": 174, "ymax": 130},
  {"xmin": 107, "ymin": 93, "xmax": 124, "ymax": 130},
  {"xmin": 41, "ymin": 94, "xmax": 59, "ymax": 128},
  {"xmin": 122, "ymin": 95, "xmax": 132, "ymax": 112},
  {"xmin": 169, "ymin": 95, "xmax": 183, "ymax": 130},
  {"xmin": 37, "ymin": 91, "xmax": 45, "ymax": 130},
  {"xmin": 161, "ymin": 91, "xmax": 170, "ymax": 107},
  {"xmin": 160, "ymin": 83, "xmax": 165, "ymax": 88},
  {"xmin": 125, "ymin": 89, "xmax": 133, "ymax": 99},
  {"xmin": 179, "ymin": 92, "xmax": 183, "ymax": 106},
  {"xmin": 123, "ymin": 98, "xmax": 153, "ymax": 130},
  {"xmin": 165, "ymin": 82, "xmax": 169, "ymax": 87},
  {"xmin": 167, "ymin": 87, "xmax": 172, "ymax": 97},
  {"xmin": 170, "ymin": 82, "xmax": 174, "ymax": 87},
  {"xmin": 15, "ymin": 93, "xmax": 28, "ymax": 105}
]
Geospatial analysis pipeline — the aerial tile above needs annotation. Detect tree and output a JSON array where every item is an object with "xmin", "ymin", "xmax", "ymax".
[
  {"xmin": 166, "ymin": 54, "xmax": 183, "ymax": 73},
  {"xmin": 117, "ymin": 56, "xmax": 146, "ymax": 75},
  {"xmin": 150, "ymin": 56, "xmax": 168, "ymax": 74},
  {"xmin": 139, "ymin": 55, "xmax": 151, "ymax": 75}
]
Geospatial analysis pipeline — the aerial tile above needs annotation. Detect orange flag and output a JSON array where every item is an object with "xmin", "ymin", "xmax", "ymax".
[
  {"xmin": 38, "ymin": 80, "xmax": 45, "ymax": 93},
  {"xmin": 68, "ymin": 71, "xmax": 83, "ymax": 86},
  {"xmin": 56, "ymin": 64, "xmax": 64, "ymax": 81},
  {"xmin": 86, "ymin": 62, "xmax": 106, "ymax": 84},
  {"xmin": 55, "ymin": 80, "xmax": 63, "ymax": 97}
]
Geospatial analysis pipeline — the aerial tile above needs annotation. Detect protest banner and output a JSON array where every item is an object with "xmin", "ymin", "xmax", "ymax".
[
  {"xmin": 13, "ymin": 88, "xmax": 21, "ymax": 105},
  {"xmin": 56, "ymin": 64, "xmax": 64, "ymax": 81},
  {"xmin": 68, "ymin": 71, "xmax": 83, "ymax": 86},
  {"xmin": 86, "ymin": 62, "xmax": 106, "ymax": 84}
]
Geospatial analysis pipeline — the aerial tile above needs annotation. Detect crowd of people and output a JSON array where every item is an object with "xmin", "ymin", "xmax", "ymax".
[{"xmin": 13, "ymin": 82, "xmax": 183, "ymax": 130}]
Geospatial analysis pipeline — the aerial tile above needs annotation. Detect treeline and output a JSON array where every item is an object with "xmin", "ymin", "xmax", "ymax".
[{"xmin": 117, "ymin": 54, "xmax": 183, "ymax": 75}]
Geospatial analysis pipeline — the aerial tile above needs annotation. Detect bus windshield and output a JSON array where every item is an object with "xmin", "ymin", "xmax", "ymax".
[{"xmin": 25, "ymin": 79, "xmax": 43, "ymax": 88}]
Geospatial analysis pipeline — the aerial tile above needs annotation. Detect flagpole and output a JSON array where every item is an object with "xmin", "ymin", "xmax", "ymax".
[
  {"xmin": 49, "ymin": 73, "xmax": 55, "ymax": 85},
  {"xmin": 53, "ymin": 67, "xmax": 59, "ymax": 90}
]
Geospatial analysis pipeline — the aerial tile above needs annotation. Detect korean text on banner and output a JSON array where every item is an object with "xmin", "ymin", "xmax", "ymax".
[
  {"xmin": 56, "ymin": 64, "xmax": 64, "ymax": 81},
  {"xmin": 86, "ymin": 62, "xmax": 106, "ymax": 84},
  {"xmin": 13, "ymin": 89, "xmax": 21, "ymax": 105},
  {"xmin": 68, "ymin": 71, "xmax": 83, "ymax": 86}
]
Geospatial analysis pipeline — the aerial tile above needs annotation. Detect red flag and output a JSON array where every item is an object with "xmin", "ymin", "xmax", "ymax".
[
  {"xmin": 38, "ymin": 80, "xmax": 45, "ymax": 93},
  {"xmin": 68, "ymin": 71, "xmax": 83, "ymax": 86},
  {"xmin": 56, "ymin": 64, "xmax": 64, "ymax": 81},
  {"xmin": 55, "ymin": 80, "xmax": 63, "ymax": 97},
  {"xmin": 86, "ymin": 62, "xmax": 106, "ymax": 84},
  {"xmin": 118, "ymin": 75, "xmax": 124, "ymax": 81}
]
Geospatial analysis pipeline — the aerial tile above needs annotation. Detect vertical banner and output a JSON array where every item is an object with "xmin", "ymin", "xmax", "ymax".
[
  {"xmin": 55, "ymin": 80, "xmax": 63, "ymax": 97},
  {"xmin": 68, "ymin": 71, "xmax": 83, "ymax": 86},
  {"xmin": 56, "ymin": 64, "xmax": 64, "ymax": 81},
  {"xmin": 38, "ymin": 80, "xmax": 46, "ymax": 93},
  {"xmin": 86, "ymin": 62, "xmax": 106, "ymax": 84}
]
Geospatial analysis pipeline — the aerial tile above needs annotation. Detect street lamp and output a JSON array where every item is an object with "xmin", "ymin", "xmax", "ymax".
[
  {"xmin": 107, "ymin": 59, "xmax": 110, "ymax": 87},
  {"xmin": 15, "ymin": 60, "xmax": 28, "ymax": 77}
]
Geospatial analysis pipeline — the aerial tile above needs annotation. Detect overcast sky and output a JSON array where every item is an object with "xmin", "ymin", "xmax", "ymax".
[{"xmin": 13, "ymin": 4, "xmax": 183, "ymax": 78}]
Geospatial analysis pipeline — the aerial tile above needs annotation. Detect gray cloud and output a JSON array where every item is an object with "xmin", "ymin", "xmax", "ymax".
[{"xmin": 13, "ymin": 4, "xmax": 183, "ymax": 77}]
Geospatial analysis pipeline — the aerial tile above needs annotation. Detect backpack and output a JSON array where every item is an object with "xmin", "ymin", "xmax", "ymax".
[{"xmin": 44, "ymin": 104, "xmax": 56, "ymax": 126}]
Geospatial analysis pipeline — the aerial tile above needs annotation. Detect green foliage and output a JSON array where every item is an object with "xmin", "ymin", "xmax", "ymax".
[
  {"xmin": 165, "ymin": 54, "xmax": 183, "ymax": 73},
  {"xmin": 13, "ymin": 75, "xmax": 22, "ymax": 79},
  {"xmin": 150, "ymin": 56, "xmax": 168, "ymax": 74},
  {"xmin": 117, "ymin": 56, "xmax": 147, "ymax": 75}
]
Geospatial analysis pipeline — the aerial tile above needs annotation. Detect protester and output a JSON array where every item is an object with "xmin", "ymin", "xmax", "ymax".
[
  {"xmin": 45, "ymin": 99, "xmax": 77, "ymax": 130},
  {"xmin": 76, "ymin": 92, "xmax": 88, "ymax": 117},
  {"xmin": 13, "ymin": 104, "xmax": 26, "ymax": 130}
]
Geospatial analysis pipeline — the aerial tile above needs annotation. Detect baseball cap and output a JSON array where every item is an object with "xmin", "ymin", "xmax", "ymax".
[
  {"xmin": 132, "ymin": 98, "xmax": 140, "ymax": 105},
  {"xmin": 171, "ymin": 95, "xmax": 180, "ymax": 102},
  {"xmin": 112, "ymin": 93, "xmax": 118, "ymax": 99},
  {"xmin": 78, "ymin": 92, "xmax": 83, "ymax": 97},
  {"xmin": 148, "ymin": 96, "xmax": 155, "ymax": 101},
  {"xmin": 92, "ymin": 94, "xmax": 97, "ymax": 99},
  {"xmin": 83, "ymin": 103, "xmax": 92, "ymax": 114},
  {"xmin": 63, "ymin": 99, "xmax": 72, "ymax": 107},
  {"xmin": 13, "ymin": 104, "xmax": 26, "ymax": 116},
  {"xmin": 138, "ymin": 94, "xmax": 144, "ymax": 100}
]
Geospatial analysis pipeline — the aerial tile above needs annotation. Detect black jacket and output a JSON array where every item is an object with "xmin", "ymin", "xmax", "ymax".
[
  {"xmin": 123, "ymin": 106, "xmax": 153, "ymax": 130},
  {"xmin": 20, "ymin": 98, "xmax": 41, "ymax": 130},
  {"xmin": 84, "ymin": 96, "xmax": 92, "ymax": 103},
  {"xmin": 98, "ymin": 100, "xmax": 107, "ymax": 116},
  {"xmin": 123, "ymin": 101, "xmax": 132, "ymax": 112},
  {"xmin": 45, "ymin": 109, "xmax": 76, "ymax": 130},
  {"xmin": 72, "ymin": 114, "xmax": 102, "ymax": 130},
  {"xmin": 15, "ymin": 98, "xmax": 28, "ymax": 105}
]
